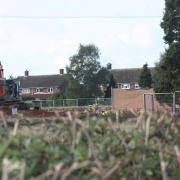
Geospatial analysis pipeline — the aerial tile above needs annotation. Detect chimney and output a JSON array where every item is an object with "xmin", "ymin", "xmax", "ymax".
[
  {"xmin": 107, "ymin": 63, "xmax": 112, "ymax": 70},
  {"xmin": 59, "ymin": 69, "xmax": 64, "ymax": 75},
  {"xmin": 25, "ymin": 70, "xmax": 29, "ymax": 77},
  {"xmin": 0, "ymin": 61, "xmax": 4, "ymax": 79}
]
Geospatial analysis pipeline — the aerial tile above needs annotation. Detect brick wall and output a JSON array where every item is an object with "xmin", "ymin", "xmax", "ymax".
[{"xmin": 112, "ymin": 88, "xmax": 154, "ymax": 111}]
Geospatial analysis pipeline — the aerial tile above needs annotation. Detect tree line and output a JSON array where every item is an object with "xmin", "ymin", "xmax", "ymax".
[
  {"xmin": 24, "ymin": 0, "xmax": 180, "ymax": 101},
  {"xmin": 63, "ymin": 0, "xmax": 180, "ymax": 98}
]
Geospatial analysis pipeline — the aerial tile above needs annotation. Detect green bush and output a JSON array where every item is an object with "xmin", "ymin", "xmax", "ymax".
[
  {"xmin": 21, "ymin": 95, "xmax": 35, "ymax": 101},
  {"xmin": 48, "ymin": 92, "xmax": 64, "ymax": 100},
  {"xmin": 0, "ymin": 112, "xmax": 179, "ymax": 179}
]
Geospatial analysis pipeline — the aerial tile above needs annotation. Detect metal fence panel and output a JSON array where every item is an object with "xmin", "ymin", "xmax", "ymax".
[
  {"xmin": 98, "ymin": 98, "xmax": 112, "ymax": 106},
  {"xmin": 54, "ymin": 99, "xmax": 64, "ymax": 107},
  {"xmin": 77, "ymin": 98, "xmax": 97, "ymax": 106},
  {"xmin": 33, "ymin": 98, "xmax": 112, "ymax": 108},
  {"xmin": 63, "ymin": 99, "xmax": 77, "ymax": 107},
  {"xmin": 41, "ymin": 100, "xmax": 54, "ymax": 108},
  {"xmin": 175, "ymin": 91, "xmax": 180, "ymax": 113},
  {"xmin": 144, "ymin": 93, "xmax": 174, "ymax": 113}
]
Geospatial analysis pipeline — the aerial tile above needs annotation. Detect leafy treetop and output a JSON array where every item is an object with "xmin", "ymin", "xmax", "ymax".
[
  {"xmin": 138, "ymin": 64, "xmax": 152, "ymax": 89},
  {"xmin": 154, "ymin": 0, "xmax": 180, "ymax": 93}
]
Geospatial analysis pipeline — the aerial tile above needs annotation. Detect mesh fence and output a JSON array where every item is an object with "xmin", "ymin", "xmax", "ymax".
[
  {"xmin": 40, "ymin": 99, "xmax": 77, "ymax": 108},
  {"xmin": 144, "ymin": 93, "xmax": 174, "ymax": 113},
  {"xmin": 77, "ymin": 98, "xmax": 96, "ymax": 106},
  {"xmin": 41, "ymin": 100, "xmax": 54, "ymax": 108},
  {"xmin": 77, "ymin": 98, "xmax": 111, "ymax": 106},
  {"xmin": 98, "ymin": 98, "xmax": 112, "ymax": 106},
  {"xmin": 54, "ymin": 99, "xmax": 64, "ymax": 107},
  {"xmin": 30, "ymin": 98, "xmax": 112, "ymax": 108},
  {"xmin": 63, "ymin": 99, "xmax": 77, "ymax": 107},
  {"xmin": 175, "ymin": 91, "xmax": 180, "ymax": 113}
]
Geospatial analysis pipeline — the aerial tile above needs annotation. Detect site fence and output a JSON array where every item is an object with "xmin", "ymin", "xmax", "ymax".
[
  {"xmin": 32, "ymin": 98, "xmax": 112, "ymax": 108},
  {"xmin": 175, "ymin": 91, "xmax": 180, "ymax": 113},
  {"xmin": 144, "ymin": 91, "xmax": 180, "ymax": 113}
]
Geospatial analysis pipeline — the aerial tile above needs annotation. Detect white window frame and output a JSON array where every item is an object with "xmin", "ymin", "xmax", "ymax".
[
  {"xmin": 117, "ymin": 83, "xmax": 121, "ymax": 89},
  {"xmin": 22, "ymin": 88, "xmax": 30, "ymax": 94},
  {"xmin": 135, "ymin": 83, "xmax": 140, "ymax": 89},
  {"xmin": 36, "ymin": 88, "xmax": 40, "ymax": 93},
  {"xmin": 36, "ymin": 88, "xmax": 44, "ymax": 94},
  {"xmin": 121, "ymin": 83, "xmax": 130, "ymax": 90},
  {"xmin": 48, "ymin": 87, "xmax": 53, "ymax": 93}
]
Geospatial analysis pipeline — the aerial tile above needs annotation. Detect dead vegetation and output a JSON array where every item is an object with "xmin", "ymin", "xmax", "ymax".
[{"xmin": 0, "ymin": 110, "xmax": 179, "ymax": 179}]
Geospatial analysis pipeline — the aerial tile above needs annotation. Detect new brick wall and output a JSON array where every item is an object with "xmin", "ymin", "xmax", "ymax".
[{"xmin": 112, "ymin": 88, "xmax": 160, "ymax": 112}]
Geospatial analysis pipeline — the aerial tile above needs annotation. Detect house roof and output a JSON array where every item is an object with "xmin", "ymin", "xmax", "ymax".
[
  {"xmin": 17, "ymin": 74, "xmax": 68, "ymax": 88},
  {"xmin": 111, "ymin": 67, "xmax": 154, "ymax": 84}
]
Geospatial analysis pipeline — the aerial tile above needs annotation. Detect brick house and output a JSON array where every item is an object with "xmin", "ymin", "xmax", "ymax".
[
  {"xmin": 17, "ymin": 69, "xmax": 68, "ymax": 99},
  {"xmin": 111, "ymin": 67, "xmax": 154, "ymax": 90}
]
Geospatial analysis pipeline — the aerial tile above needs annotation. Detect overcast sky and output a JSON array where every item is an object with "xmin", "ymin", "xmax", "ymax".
[{"xmin": 0, "ymin": 0, "xmax": 165, "ymax": 77}]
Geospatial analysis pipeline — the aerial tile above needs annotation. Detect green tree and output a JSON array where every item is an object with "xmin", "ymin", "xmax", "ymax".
[
  {"xmin": 64, "ymin": 74, "xmax": 85, "ymax": 98},
  {"xmin": 138, "ymin": 64, "xmax": 152, "ymax": 89},
  {"xmin": 104, "ymin": 74, "xmax": 116, "ymax": 98},
  {"xmin": 160, "ymin": 0, "xmax": 180, "ymax": 44},
  {"xmin": 96, "ymin": 67, "xmax": 111, "ymax": 86},
  {"xmin": 66, "ymin": 44, "xmax": 105, "ymax": 97},
  {"xmin": 21, "ymin": 95, "xmax": 35, "ymax": 101},
  {"xmin": 154, "ymin": 0, "xmax": 180, "ymax": 92}
]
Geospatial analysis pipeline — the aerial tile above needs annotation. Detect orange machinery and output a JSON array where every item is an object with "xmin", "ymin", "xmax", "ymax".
[
  {"xmin": 0, "ymin": 62, "xmax": 20, "ymax": 102},
  {"xmin": 0, "ymin": 62, "xmax": 5, "ymax": 98},
  {"xmin": 0, "ymin": 62, "xmax": 30, "ymax": 110}
]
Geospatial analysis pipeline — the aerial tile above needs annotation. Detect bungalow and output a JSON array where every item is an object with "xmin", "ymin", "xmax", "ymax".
[
  {"xmin": 111, "ymin": 67, "xmax": 154, "ymax": 90},
  {"xmin": 17, "ymin": 69, "xmax": 68, "ymax": 99}
]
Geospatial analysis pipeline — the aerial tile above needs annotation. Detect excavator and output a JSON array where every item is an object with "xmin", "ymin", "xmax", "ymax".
[{"xmin": 0, "ymin": 62, "xmax": 29, "ymax": 109}]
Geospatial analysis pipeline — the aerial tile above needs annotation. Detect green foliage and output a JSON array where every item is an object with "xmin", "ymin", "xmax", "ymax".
[
  {"xmin": 104, "ymin": 73, "xmax": 116, "ymax": 98},
  {"xmin": 0, "ymin": 112, "xmax": 179, "ymax": 179},
  {"xmin": 63, "ymin": 74, "xmax": 85, "ymax": 98},
  {"xmin": 49, "ymin": 74, "xmax": 85, "ymax": 99},
  {"xmin": 154, "ymin": 43, "xmax": 180, "ymax": 92},
  {"xmin": 138, "ymin": 63, "xmax": 152, "ymax": 89},
  {"xmin": 154, "ymin": 0, "xmax": 180, "ymax": 93},
  {"xmin": 21, "ymin": 95, "xmax": 35, "ymax": 101},
  {"xmin": 96, "ymin": 67, "xmax": 110, "ymax": 86},
  {"xmin": 160, "ymin": 0, "xmax": 180, "ymax": 44},
  {"xmin": 66, "ymin": 44, "xmax": 100, "ymax": 83},
  {"xmin": 48, "ymin": 92, "xmax": 64, "ymax": 100},
  {"xmin": 66, "ymin": 44, "xmax": 110, "ymax": 98}
]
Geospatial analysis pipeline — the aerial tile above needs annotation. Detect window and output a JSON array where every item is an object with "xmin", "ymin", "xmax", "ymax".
[
  {"xmin": 22, "ymin": 88, "xmax": 30, "ymax": 94},
  {"xmin": 117, "ymin": 83, "xmax": 121, "ymax": 88},
  {"xmin": 48, "ymin": 87, "xmax": 53, "ymax": 93},
  {"xmin": 36, "ymin": 88, "xmax": 44, "ymax": 93},
  {"xmin": 36, "ymin": 88, "xmax": 40, "ymax": 93},
  {"xmin": 135, "ymin": 83, "xmax": 140, "ymax": 89},
  {"xmin": 121, "ymin": 83, "xmax": 130, "ymax": 90}
]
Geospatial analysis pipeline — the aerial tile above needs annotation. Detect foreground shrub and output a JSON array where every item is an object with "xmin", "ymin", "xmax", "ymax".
[{"xmin": 0, "ymin": 112, "xmax": 179, "ymax": 179}]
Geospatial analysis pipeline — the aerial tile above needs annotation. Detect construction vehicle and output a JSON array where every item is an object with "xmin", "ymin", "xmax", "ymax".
[{"xmin": 0, "ymin": 62, "xmax": 29, "ymax": 110}]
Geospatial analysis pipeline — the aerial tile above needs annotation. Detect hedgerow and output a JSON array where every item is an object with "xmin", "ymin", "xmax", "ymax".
[{"xmin": 0, "ymin": 112, "xmax": 179, "ymax": 179}]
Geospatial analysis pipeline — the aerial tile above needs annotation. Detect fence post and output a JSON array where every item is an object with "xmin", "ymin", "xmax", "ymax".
[
  {"xmin": 173, "ymin": 93, "xmax": 176, "ymax": 114},
  {"xmin": 143, "ymin": 94, "xmax": 146, "ymax": 112},
  {"xmin": 40, "ymin": 101, "xmax": 42, "ymax": 109},
  {"xmin": 76, "ymin": 99, "xmax": 79, "ymax": 107},
  {"xmin": 111, "ymin": 87, "xmax": 112, "ymax": 106},
  {"xmin": 151, "ymin": 94, "xmax": 154, "ymax": 112},
  {"xmin": 53, "ymin": 100, "xmax": 55, "ymax": 107},
  {"xmin": 95, "ymin": 98, "xmax": 97, "ymax": 105}
]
